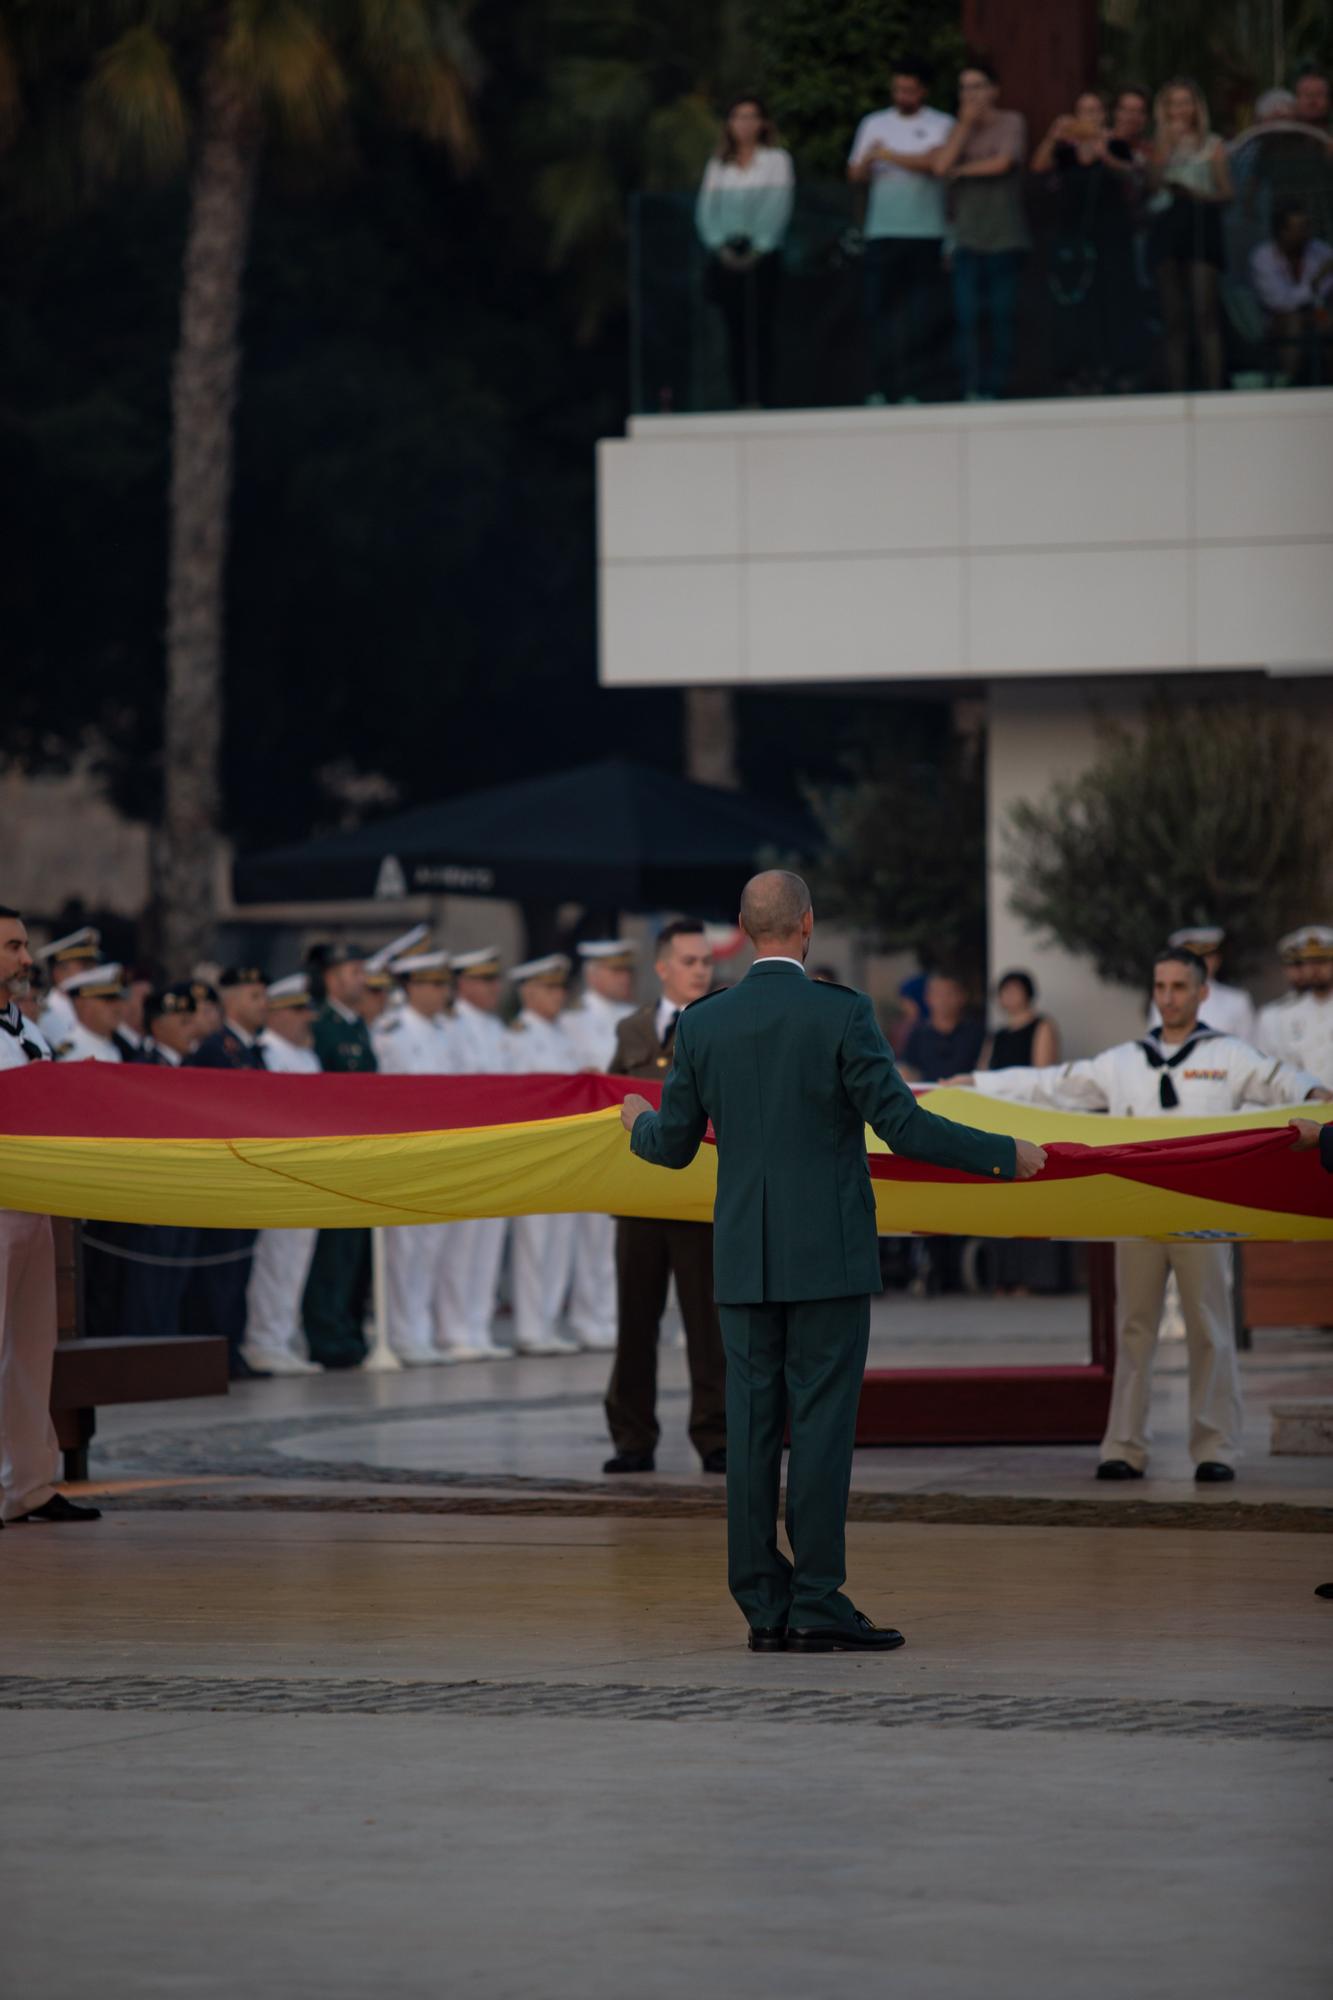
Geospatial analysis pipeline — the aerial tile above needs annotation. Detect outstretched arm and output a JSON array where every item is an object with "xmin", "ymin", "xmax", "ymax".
[
  {"xmin": 839, "ymin": 995, "xmax": 1021, "ymax": 1179},
  {"xmin": 623, "ymin": 1021, "xmax": 709, "ymax": 1171}
]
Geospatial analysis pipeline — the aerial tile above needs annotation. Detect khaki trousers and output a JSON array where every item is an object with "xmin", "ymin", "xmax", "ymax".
[
  {"xmin": 1102, "ymin": 1242, "xmax": 1241, "ymax": 1471},
  {"xmin": 0, "ymin": 1210, "xmax": 60, "ymax": 1520}
]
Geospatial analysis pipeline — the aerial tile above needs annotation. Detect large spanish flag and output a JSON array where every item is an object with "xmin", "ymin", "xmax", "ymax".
[{"xmin": 0, "ymin": 1067, "xmax": 1328, "ymax": 1242}]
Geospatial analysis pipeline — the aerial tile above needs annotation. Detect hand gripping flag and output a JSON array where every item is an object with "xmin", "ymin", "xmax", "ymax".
[{"xmin": 0, "ymin": 1067, "xmax": 1328, "ymax": 1242}]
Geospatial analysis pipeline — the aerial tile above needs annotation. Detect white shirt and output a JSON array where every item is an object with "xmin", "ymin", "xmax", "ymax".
[
  {"xmin": 1147, "ymin": 980, "xmax": 1255, "ymax": 1042},
  {"xmin": 0, "ymin": 1001, "xmax": 53, "ymax": 1068},
  {"xmin": 1254, "ymin": 991, "xmax": 1302, "ymax": 1064},
  {"xmin": 372, "ymin": 1005, "xmax": 453, "ymax": 1078},
  {"xmin": 562, "ymin": 989, "xmax": 634, "ymax": 1071},
  {"xmin": 147, "ymin": 1039, "xmax": 184, "ymax": 1067},
  {"xmin": 1250, "ymin": 238, "xmax": 1333, "ymax": 313},
  {"xmin": 57, "ymin": 1021, "xmax": 123, "ymax": 1064},
  {"xmin": 450, "ymin": 996, "xmax": 512, "ymax": 1075},
  {"xmin": 258, "ymin": 1028, "xmax": 321, "ymax": 1076},
  {"xmin": 38, "ymin": 986, "xmax": 78, "ymax": 1046},
  {"xmin": 508, "ymin": 1008, "xmax": 579, "ymax": 1077},
  {"xmin": 848, "ymin": 106, "xmax": 954, "ymax": 238},
  {"xmin": 695, "ymin": 148, "xmax": 794, "ymax": 254},
  {"xmin": 654, "ymin": 997, "xmax": 682, "ymax": 1046},
  {"xmin": 974, "ymin": 1027, "xmax": 1320, "ymax": 1120},
  {"xmin": 1273, "ymin": 990, "xmax": 1333, "ymax": 1087}
]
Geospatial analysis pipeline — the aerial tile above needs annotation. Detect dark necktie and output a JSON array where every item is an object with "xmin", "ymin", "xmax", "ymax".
[{"xmin": 660, "ymin": 1009, "xmax": 678, "ymax": 1050}]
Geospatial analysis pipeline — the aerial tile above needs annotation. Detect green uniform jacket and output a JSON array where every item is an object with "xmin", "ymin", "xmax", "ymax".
[
  {"xmin": 312, "ymin": 1003, "xmax": 378, "ymax": 1075},
  {"xmin": 630, "ymin": 960, "xmax": 1016, "ymax": 1304}
]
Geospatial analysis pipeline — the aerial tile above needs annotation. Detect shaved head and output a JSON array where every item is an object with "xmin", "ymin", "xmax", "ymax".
[{"xmin": 740, "ymin": 871, "xmax": 813, "ymax": 946}]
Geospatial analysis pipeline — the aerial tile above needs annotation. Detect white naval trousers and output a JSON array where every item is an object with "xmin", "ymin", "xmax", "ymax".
[
  {"xmin": 565, "ymin": 1211, "xmax": 618, "ymax": 1349},
  {"xmin": 243, "ymin": 1229, "xmax": 319, "ymax": 1366},
  {"xmin": 510, "ymin": 1212, "xmax": 577, "ymax": 1352},
  {"xmin": 0, "ymin": 1210, "xmax": 60, "ymax": 1520},
  {"xmin": 1103, "ymin": 1242, "xmax": 1241, "ymax": 1470},
  {"xmin": 382, "ymin": 1223, "xmax": 451, "ymax": 1359},
  {"xmin": 438, "ymin": 1217, "xmax": 508, "ymax": 1351}
]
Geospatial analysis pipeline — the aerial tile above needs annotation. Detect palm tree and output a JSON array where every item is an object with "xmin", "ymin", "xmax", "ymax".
[{"xmin": 10, "ymin": 2, "xmax": 478, "ymax": 967}]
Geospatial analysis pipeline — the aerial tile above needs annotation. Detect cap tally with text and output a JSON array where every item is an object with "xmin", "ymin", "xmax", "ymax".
[
  {"xmin": 63, "ymin": 962, "xmax": 126, "ymax": 999},
  {"xmin": 219, "ymin": 966, "xmax": 267, "ymax": 989},
  {"xmin": 390, "ymin": 947, "xmax": 452, "ymax": 981},
  {"xmin": 451, "ymin": 949, "xmax": 503, "ymax": 978},
  {"xmin": 1279, "ymin": 924, "xmax": 1333, "ymax": 962},
  {"xmin": 577, "ymin": 940, "xmax": 637, "ymax": 970},
  {"xmin": 36, "ymin": 926, "xmax": 101, "ymax": 966},
  {"xmin": 511, "ymin": 953, "xmax": 571, "ymax": 986},
  {"xmin": 266, "ymin": 973, "xmax": 312, "ymax": 1010},
  {"xmin": 1167, "ymin": 925, "xmax": 1224, "ymax": 954}
]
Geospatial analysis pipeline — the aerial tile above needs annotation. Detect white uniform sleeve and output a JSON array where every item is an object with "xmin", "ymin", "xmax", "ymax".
[
  {"xmin": 1223, "ymin": 1038, "xmax": 1322, "ymax": 1106},
  {"xmin": 751, "ymin": 150, "xmax": 794, "ymax": 253},
  {"xmin": 973, "ymin": 1054, "xmax": 1114, "ymax": 1112}
]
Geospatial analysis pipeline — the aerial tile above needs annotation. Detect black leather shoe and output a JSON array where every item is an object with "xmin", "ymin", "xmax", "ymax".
[
  {"xmin": 1315, "ymin": 1583, "xmax": 1333, "ymax": 1600},
  {"xmin": 1095, "ymin": 1459, "xmax": 1144, "ymax": 1481},
  {"xmin": 1195, "ymin": 1461, "xmax": 1235, "ymax": 1483},
  {"xmin": 602, "ymin": 1451, "xmax": 655, "ymax": 1474},
  {"xmin": 701, "ymin": 1448, "xmax": 727, "ymax": 1474},
  {"xmin": 788, "ymin": 1611, "xmax": 905, "ymax": 1653},
  {"xmin": 747, "ymin": 1627, "xmax": 788, "ymax": 1652},
  {"xmin": 17, "ymin": 1494, "xmax": 102, "ymax": 1523},
  {"xmin": 228, "ymin": 1352, "xmax": 271, "ymax": 1381}
]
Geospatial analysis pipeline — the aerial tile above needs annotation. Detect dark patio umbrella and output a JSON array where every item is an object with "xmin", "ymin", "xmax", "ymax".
[{"xmin": 232, "ymin": 758, "xmax": 819, "ymax": 916}]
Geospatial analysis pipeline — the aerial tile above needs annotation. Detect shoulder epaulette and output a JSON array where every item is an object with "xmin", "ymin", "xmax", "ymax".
[{"xmin": 685, "ymin": 987, "xmax": 727, "ymax": 1010}]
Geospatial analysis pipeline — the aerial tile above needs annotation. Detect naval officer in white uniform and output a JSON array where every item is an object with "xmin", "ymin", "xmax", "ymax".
[
  {"xmin": 953, "ymin": 945, "xmax": 1329, "ymax": 1481},
  {"xmin": 53, "ymin": 964, "xmax": 129, "ymax": 1063},
  {"xmin": 561, "ymin": 941, "xmax": 637, "ymax": 1349},
  {"xmin": 0, "ymin": 905, "xmax": 100, "ymax": 1524},
  {"xmin": 507, "ymin": 955, "xmax": 581, "ymax": 1356},
  {"xmin": 35, "ymin": 925, "xmax": 102, "ymax": 1049},
  {"xmin": 238, "ymin": 974, "xmax": 324, "ymax": 1375},
  {"xmin": 371, "ymin": 948, "xmax": 461, "ymax": 1363},
  {"xmin": 1264, "ymin": 925, "xmax": 1333, "ymax": 1087},
  {"xmin": 436, "ymin": 949, "xmax": 512, "ymax": 1359}
]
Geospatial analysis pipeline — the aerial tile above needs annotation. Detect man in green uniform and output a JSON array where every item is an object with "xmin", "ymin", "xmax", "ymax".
[
  {"xmin": 303, "ymin": 942, "xmax": 376, "ymax": 1368},
  {"xmin": 621, "ymin": 871, "xmax": 1047, "ymax": 1654}
]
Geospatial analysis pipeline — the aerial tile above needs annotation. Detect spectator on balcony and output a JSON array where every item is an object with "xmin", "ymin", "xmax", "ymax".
[
  {"xmin": 934, "ymin": 64, "xmax": 1030, "ymax": 400},
  {"xmin": 847, "ymin": 57, "xmax": 955, "ymax": 404},
  {"xmin": 1250, "ymin": 201, "xmax": 1333, "ymax": 382},
  {"xmin": 1032, "ymin": 90, "xmax": 1143, "ymax": 393},
  {"xmin": 1147, "ymin": 78, "xmax": 1233, "ymax": 392},
  {"xmin": 696, "ymin": 96, "xmax": 794, "ymax": 409},
  {"xmin": 1293, "ymin": 65, "xmax": 1331, "ymax": 136}
]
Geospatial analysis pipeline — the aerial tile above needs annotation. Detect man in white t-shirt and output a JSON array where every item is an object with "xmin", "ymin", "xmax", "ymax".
[{"xmin": 847, "ymin": 59, "xmax": 955, "ymax": 404}]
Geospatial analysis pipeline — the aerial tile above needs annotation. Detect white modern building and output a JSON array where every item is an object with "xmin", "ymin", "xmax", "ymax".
[{"xmin": 597, "ymin": 390, "xmax": 1333, "ymax": 1052}]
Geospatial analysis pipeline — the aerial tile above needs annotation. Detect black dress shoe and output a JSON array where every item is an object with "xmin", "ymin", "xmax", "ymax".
[
  {"xmin": 1315, "ymin": 1583, "xmax": 1333, "ymax": 1600},
  {"xmin": 788, "ymin": 1611, "xmax": 905, "ymax": 1653},
  {"xmin": 1195, "ymin": 1461, "xmax": 1235, "ymax": 1483},
  {"xmin": 602, "ymin": 1451, "xmax": 655, "ymax": 1474},
  {"xmin": 747, "ymin": 1627, "xmax": 788, "ymax": 1652},
  {"xmin": 17, "ymin": 1494, "xmax": 102, "ymax": 1523},
  {"xmin": 1095, "ymin": 1459, "xmax": 1144, "ymax": 1481},
  {"xmin": 701, "ymin": 1448, "xmax": 727, "ymax": 1475},
  {"xmin": 228, "ymin": 1352, "xmax": 271, "ymax": 1382}
]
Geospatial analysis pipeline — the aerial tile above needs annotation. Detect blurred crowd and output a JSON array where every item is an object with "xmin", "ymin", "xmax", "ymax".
[{"xmin": 692, "ymin": 59, "xmax": 1333, "ymax": 405}]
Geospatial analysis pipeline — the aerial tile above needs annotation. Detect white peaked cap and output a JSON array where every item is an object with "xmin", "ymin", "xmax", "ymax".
[
  {"xmin": 511, "ymin": 953, "xmax": 572, "ymax": 984},
  {"xmin": 365, "ymin": 923, "xmax": 431, "ymax": 974},
  {"xmin": 63, "ymin": 962, "xmax": 125, "ymax": 996}
]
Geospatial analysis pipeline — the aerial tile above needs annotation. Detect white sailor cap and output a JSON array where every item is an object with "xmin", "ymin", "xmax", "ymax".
[
  {"xmin": 451, "ymin": 948, "xmax": 503, "ymax": 977},
  {"xmin": 36, "ymin": 925, "xmax": 101, "ymax": 965},
  {"xmin": 266, "ymin": 973, "xmax": 313, "ymax": 1009},
  {"xmin": 63, "ymin": 961, "xmax": 126, "ymax": 999},
  {"xmin": 390, "ymin": 948, "xmax": 452, "ymax": 979},
  {"xmin": 1279, "ymin": 924, "xmax": 1333, "ymax": 962},
  {"xmin": 1167, "ymin": 925, "xmax": 1224, "ymax": 953},
  {"xmin": 365, "ymin": 924, "xmax": 431, "ymax": 985},
  {"xmin": 577, "ymin": 939, "xmax": 637, "ymax": 969},
  {"xmin": 511, "ymin": 953, "xmax": 572, "ymax": 986}
]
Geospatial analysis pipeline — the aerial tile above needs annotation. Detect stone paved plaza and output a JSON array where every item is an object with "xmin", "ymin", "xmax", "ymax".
[{"xmin": 4, "ymin": 1295, "xmax": 1331, "ymax": 1998}]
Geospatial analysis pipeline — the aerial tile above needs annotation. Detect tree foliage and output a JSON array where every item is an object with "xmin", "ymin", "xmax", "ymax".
[
  {"xmin": 755, "ymin": 0, "xmax": 964, "ymax": 179},
  {"xmin": 1003, "ymin": 702, "xmax": 1333, "ymax": 988},
  {"xmin": 807, "ymin": 716, "xmax": 986, "ymax": 978}
]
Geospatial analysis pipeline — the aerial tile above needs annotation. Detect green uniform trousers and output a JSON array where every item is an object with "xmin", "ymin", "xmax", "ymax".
[
  {"xmin": 302, "ymin": 1229, "xmax": 370, "ymax": 1368},
  {"xmin": 718, "ymin": 1295, "xmax": 870, "ymax": 1632}
]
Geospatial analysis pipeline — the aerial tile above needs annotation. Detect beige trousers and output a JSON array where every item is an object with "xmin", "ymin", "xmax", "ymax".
[
  {"xmin": 0, "ymin": 1210, "xmax": 60, "ymax": 1520},
  {"xmin": 1102, "ymin": 1241, "xmax": 1241, "ymax": 1471}
]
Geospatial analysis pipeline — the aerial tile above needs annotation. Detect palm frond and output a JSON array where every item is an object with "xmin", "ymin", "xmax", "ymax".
[
  {"xmin": 355, "ymin": 0, "xmax": 480, "ymax": 166},
  {"xmin": 83, "ymin": 23, "xmax": 188, "ymax": 181},
  {"xmin": 535, "ymin": 152, "xmax": 621, "ymax": 266},
  {"xmin": 223, "ymin": 0, "xmax": 347, "ymax": 144}
]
